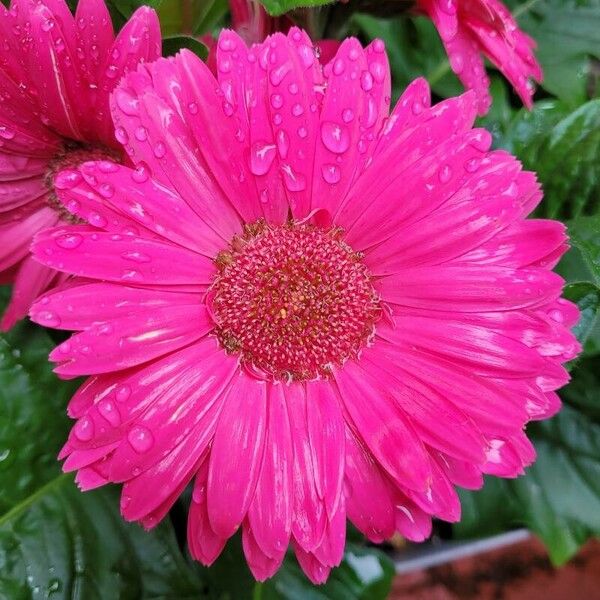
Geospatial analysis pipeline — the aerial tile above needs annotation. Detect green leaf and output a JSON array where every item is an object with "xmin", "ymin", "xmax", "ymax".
[
  {"xmin": 196, "ymin": 534, "xmax": 394, "ymax": 600},
  {"xmin": 513, "ymin": 0, "xmax": 600, "ymax": 105},
  {"xmin": 258, "ymin": 0, "xmax": 335, "ymax": 17},
  {"xmin": 502, "ymin": 100, "xmax": 600, "ymax": 220},
  {"xmin": 157, "ymin": 0, "xmax": 228, "ymax": 36},
  {"xmin": 568, "ymin": 214, "xmax": 600, "ymax": 284},
  {"xmin": 107, "ymin": 0, "xmax": 163, "ymax": 21},
  {"xmin": 456, "ymin": 403, "xmax": 600, "ymax": 565},
  {"xmin": 163, "ymin": 35, "xmax": 209, "ymax": 60},
  {"xmin": 0, "ymin": 483, "xmax": 205, "ymax": 599},
  {"xmin": 261, "ymin": 545, "xmax": 395, "ymax": 600},
  {"xmin": 0, "ymin": 290, "xmax": 205, "ymax": 599},
  {"xmin": 562, "ymin": 282, "xmax": 600, "ymax": 354}
]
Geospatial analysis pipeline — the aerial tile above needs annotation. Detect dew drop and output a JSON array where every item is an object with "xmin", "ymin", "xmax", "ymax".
[
  {"xmin": 153, "ymin": 142, "xmax": 166, "ymax": 158},
  {"xmin": 372, "ymin": 39, "xmax": 385, "ymax": 53},
  {"xmin": 128, "ymin": 425, "xmax": 154, "ymax": 453},
  {"xmin": 55, "ymin": 233, "xmax": 83, "ymax": 249},
  {"xmin": 134, "ymin": 126, "xmax": 147, "ymax": 141},
  {"xmin": 320, "ymin": 121, "xmax": 350, "ymax": 153},
  {"xmin": 35, "ymin": 310, "xmax": 61, "ymax": 327},
  {"xmin": 369, "ymin": 61, "xmax": 385, "ymax": 83},
  {"xmin": 98, "ymin": 183, "xmax": 114, "ymax": 198},
  {"xmin": 98, "ymin": 400, "xmax": 121, "ymax": 426},
  {"xmin": 321, "ymin": 163, "xmax": 341, "ymax": 184},
  {"xmin": 54, "ymin": 170, "xmax": 82, "ymax": 190},
  {"xmin": 360, "ymin": 71, "xmax": 373, "ymax": 92},
  {"xmin": 438, "ymin": 164, "xmax": 452, "ymax": 183},
  {"xmin": 333, "ymin": 58, "xmax": 345, "ymax": 76},
  {"xmin": 131, "ymin": 163, "xmax": 150, "ymax": 183},
  {"xmin": 121, "ymin": 250, "xmax": 151, "ymax": 263},
  {"xmin": 188, "ymin": 102, "xmax": 198, "ymax": 114},
  {"xmin": 270, "ymin": 93, "xmax": 283, "ymax": 109},
  {"xmin": 291, "ymin": 103, "xmax": 304, "ymax": 117},
  {"xmin": 0, "ymin": 125, "xmax": 15, "ymax": 140},
  {"xmin": 249, "ymin": 141, "xmax": 276, "ymax": 176},
  {"xmin": 89, "ymin": 212, "xmax": 107, "ymax": 227},
  {"xmin": 342, "ymin": 108, "xmax": 354, "ymax": 123},
  {"xmin": 116, "ymin": 385, "xmax": 132, "ymax": 403},
  {"xmin": 115, "ymin": 127, "xmax": 129, "ymax": 144},
  {"xmin": 276, "ymin": 130, "xmax": 290, "ymax": 159},
  {"xmin": 281, "ymin": 164, "xmax": 306, "ymax": 192},
  {"xmin": 74, "ymin": 416, "xmax": 94, "ymax": 442}
]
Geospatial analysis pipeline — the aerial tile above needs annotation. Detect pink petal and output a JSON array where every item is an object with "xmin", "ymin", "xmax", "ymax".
[
  {"xmin": 305, "ymin": 380, "xmax": 345, "ymax": 516},
  {"xmin": 31, "ymin": 281, "xmax": 199, "ymax": 331},
  {"xmin": 248, "ymin": 384, "xmax": 293, "ymax": 559},
  {"xmin": 94, "ymin": 6, "xmax": 161, "ymax": 145},
  {"xmin": 335, "ymin": 360, "xmax": 432, "ymax": 493},
  {"xmin": 1, "ymin": 255, "xmax": 57, "ymax": 331},
  {"xmin": 111, "ymin": 57, "xmax": 242, "ymax": 241},
  {"xmin": 377, "ymin": 265, "xmax": 564, "ymax": 312},
  {"xmin": 284, "ymin": 383, "xmax": 327, "ymax": 552},
  {"xmin": 188, "ymin": 461, "xmax": 227, "ymax": 565},
  {"xmin": 293, "ymin": 543, "xmax": 331, "ymax": 585},
  {"xmin": 207, "ymin": 375, "xmax": 267, "ymax": 538},
  {"xmin": 344, "ymin": 428, "xmax": 396, "ymax": 542},
  {"xmin": 32, "ymin": 225, "xmax": 217, "ymax": 285},
  {"xmin": 242, "ymin": 524, "xmax": 285, "ymax": 581},
  {"xmin": 58, "ymin": 161, "xmax": 229, "ymax": 256},
  {"xmin": 48, "ymin": 304, "xmax": 212, "ymax": 377}
]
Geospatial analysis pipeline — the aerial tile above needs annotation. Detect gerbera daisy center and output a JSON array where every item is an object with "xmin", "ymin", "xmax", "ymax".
[
  {"xmin": 45, "ymin": 142, "xmax": 122, "ymax": 221},
  {"xmin": 210, "ymin": 220, "xmax": 382, "ymax": 381}
]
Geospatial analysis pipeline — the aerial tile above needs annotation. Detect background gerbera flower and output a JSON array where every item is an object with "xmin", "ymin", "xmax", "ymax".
[
  {"xmin": 0, "ymin": 0, "xmax": 160, "ymax": 330},
  {"xmin": 30, "ymin": 28, "xmax": 578, "ymax": 583},
  {"xmin": 418, "ymin": 0, "xmax": 543, "ymax": 114}
]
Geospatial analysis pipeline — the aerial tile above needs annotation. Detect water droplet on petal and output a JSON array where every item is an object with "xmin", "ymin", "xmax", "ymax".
[
  {"xmin": 128, "ymin": 425, "xmax": 154, "ymax": 453},
  {"xmin": 134, "ymin": 126, "xmax": 147, "ymax": 141},
  {"xmin": 281, "ymin": 164, "xmax": 306, "ymax": 191},
  {"xmin": 116, "ymin": 385, "xmax": 132, "ymax": 402},
  {"xmin": 360, "ymin": 71, "xmax": 373, "ymax": 91},
  {"xmin": 115, "ymin": 127, "xmax": 129, "ymax": 144},
  {"xmin": 438, "ymin": 164, "xmax": 452, "ymax": 183},
  {"xmin": 321, "ymin": 163, "xmax": 341, "ymax": 184},
  {"xmin": 98, "ymin": 400, "xmax": 121, "ymax": 426},
  {"xmin": 188, "ymin": 102, "xmax": 198, "ymax": 114},
  {"xmin": 74, "ymin": 416, "xmax": 94, "ymax": 441},
  {"xmin": 98, "ymin": 183, "xmax": 114, "ymax": 198},
  {"xmin": 249, "ymin": 141, "xmax": 276, "ymax": 175},
  {"xmin": 131, "ymin": 163, "xmax": 150, "ymax": 183},
  {"xmin": 88, "ymin": 212, "xmax": 107, "ymax": 228},
  {"xmin": 276, "ymin": 130, "xmax": 290, "ymax": 159},
  {"xmin": 342, "ymin": 108, "xmax": 354, "ymax": 123},
  {"xmin": 333, "ymin": 58, "xmax": 345, "ymax": 75},
  {"xmin": 270, "ymin": 93, "xmax": 283, "ymax": 109},
  {"xmin": 369, "ymin": 61, "xmax": 385, "ymax": 83},
  {"xmin": 54, "ymin": 170, "xmax": 82, "ymax": 190},
  {"xmin": 153, "ymin": 142, "xmax": 166, "ymax": 158},
  {"xmin": 35, "ymin": 310, "xmax": 61, "ymax": 327},
  {"xmin": 372, "ymin": 39, "xmax": 385, "ymax": 53},
  {"xmin": 55, "ymin": 233, "xmax": 83, "ymax": 249},
  {"xmin": 321, "ymin": 121, "xmax": 350, "ymax": 153},
  {"xmin": 121, "ymin": 250, "xmax": 151, "ymax": 263}
]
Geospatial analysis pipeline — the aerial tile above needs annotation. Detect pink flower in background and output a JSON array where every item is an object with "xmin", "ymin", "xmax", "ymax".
[
  {"xmin": 418, "ymin": 0, "xmax": 542, "ymax": 114},
  {"xmin": 31, "ymin": 29, "xmax": 577, "ymax": 583},
  {"xmin": 0, "ymin": 0, "xmax": 161, "ymax": 330}
]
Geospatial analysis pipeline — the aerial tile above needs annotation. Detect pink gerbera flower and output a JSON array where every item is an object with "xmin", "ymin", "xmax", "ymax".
[
  {"xmin": 0, "ymin": 0, "xmax": 160, "ymax": 329},
  {"xmin": 418, "ymin": 0, "xmax": 543, "ymax": 114},
  {"xmin": 31, "ymin": 29, "xmax": 578, "ymax": 583}
]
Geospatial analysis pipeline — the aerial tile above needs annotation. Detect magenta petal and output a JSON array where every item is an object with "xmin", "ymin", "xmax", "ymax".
[
  {"xmin": 188, "ymin": 462, "xmax": 228, "ymax": 565},
  {"xmin": 248, "ymin": 384, "xmax": 293, "ymax": 559},
  {"xmin": 242, "ymin": 524, "xmax": 285, "ymax": 581},
  {"xmin": 344, "ymin": 429, "xmax": 395, "ymax": 542},
  {"xmin": 285, "ymin": 384, "xmax": 328, "ymax": 552},
  {"xmin": 335, "ymin": 361, "xmax": 432, "ymax": 493},
  {"xmin": 32, "ymin": 225, "xmax": 217, "ymax": 286},
  {"xmin": 207, "ymin": 376, "xmax": 267, "ymax": 538}
]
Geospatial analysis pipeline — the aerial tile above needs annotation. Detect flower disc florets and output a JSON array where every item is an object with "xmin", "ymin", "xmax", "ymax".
[{"xmin": 211, "ymin": 220, "xmax": 382, "ymax": 381}]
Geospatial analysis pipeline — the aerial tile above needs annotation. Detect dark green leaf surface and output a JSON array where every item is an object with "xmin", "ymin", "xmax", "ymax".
[
  {"xmin": 501, "ymin": 100, "xmax": 600, "ymax": 220},
  {"xmin": 258, "ymin": 0, "xmax": 334, "ymax": 17},
  {"xmin": 0, "ymin": 292, "xmax": 205, "ymax": 599},
  {"xmin": 163, "ymin": 35, "xmax": 209, "ymax": 59},
  {"xmin": 514, "ymin": 0, "xmax": 600, "ymax": 105}
]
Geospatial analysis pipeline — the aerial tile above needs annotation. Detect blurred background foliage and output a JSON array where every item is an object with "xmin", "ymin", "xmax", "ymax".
[{"xmin": 1, "ymin": 0, "xmax": 599, "ymax": 597}]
